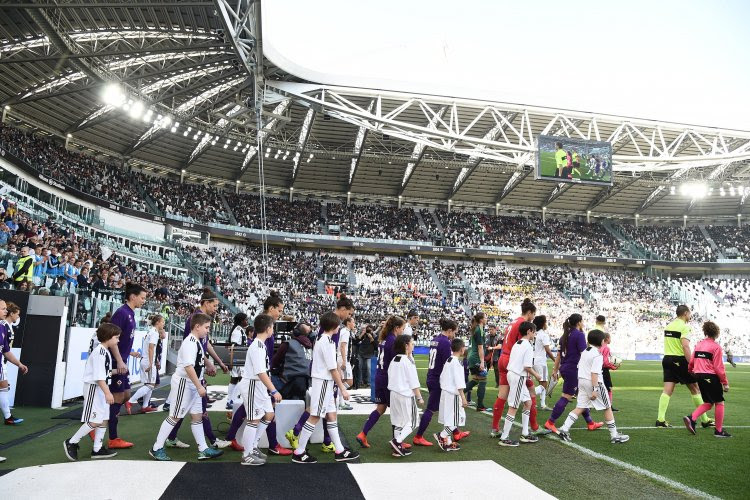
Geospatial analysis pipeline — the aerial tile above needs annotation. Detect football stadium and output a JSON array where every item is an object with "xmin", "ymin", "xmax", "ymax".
[{"xmin": 0, "ymin": 1, "xmax": 748, "ymax": 499}]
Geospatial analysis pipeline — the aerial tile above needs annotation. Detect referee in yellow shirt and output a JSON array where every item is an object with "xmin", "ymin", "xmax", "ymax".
[
  {"xmin": 554, "ymin": 142, "xmax": 567, "ymax": 178},
  {"xmin": 655, "ymin": 305, "xmax": 714, "ymax": 428}
]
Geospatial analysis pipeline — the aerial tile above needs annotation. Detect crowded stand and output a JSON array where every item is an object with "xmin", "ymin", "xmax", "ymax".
[
  {"xmin": 142, "ymin": 176, "xmax": 230, "ymax": 223},
  {"xmin": 223, "ymin": 192, "xmax": 322, "ymax": 234},
  {"xmin": 0, "ymin": 123, "xmax": 148, "ymax": 212},
  {"xmin": 705, "ymin": 224, "xmax": 750, "ymax": 259},
  {"xmin": 328, "ymin": 203, "xmax": 426, "ymax": 241},
  {"xmin": 616, "ymin": 224, "xmax": 714, "ymax": 261},
  {"xmin": 531, "ymin": 217, "xmax": 625, "ymax": 257}
]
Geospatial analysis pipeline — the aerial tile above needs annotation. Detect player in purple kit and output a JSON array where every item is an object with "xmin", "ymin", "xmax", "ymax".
[
  {"xmin": 227, "ymin": 292, "xmax": 292, "ymax": 455},
  {"xmin": 107, "ymin": 283, "xmax": 147, "ymax": 449},
  {"xmin": 357, "ymin": 315, "xmax": 406, "ymax": 448},
  {"xmin": 0, "ymin": 300, "xmax": 28, "ymax": 427},
  {"xmin": 165, "ymin": 289, "xmax": 230, "ymax": 450},
  {"xmin": 413, "ymin": 318, "xmax": 458, "ymax": 446}
]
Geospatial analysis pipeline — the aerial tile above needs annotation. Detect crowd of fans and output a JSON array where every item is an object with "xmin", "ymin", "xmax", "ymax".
[
  {"xmin": 617, "ymin": 224, "xmax": 714, "ymax": 261},
  {"xmin": 328, "ymin": 203, "xmax": 427, "ymax": 241},
  {"xmin": 224, "ymin": 193, "xmax": 322, "ymax": 234},
  {"xmin": 705, "ymin": 224, "xmax": 750, "ymax": 259},
  {"xmin": 0, "ymin": 123, "xmax": 147, "ymax": 211},
  {"xmin": 3, "ymin": 122, "xmax": 750, "ymax": 264}
]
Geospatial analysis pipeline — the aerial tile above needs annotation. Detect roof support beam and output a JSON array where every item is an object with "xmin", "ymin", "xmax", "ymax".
[
  {"xmin": 0, "ymin": 43, "xmax": 229, "ymax": 65},
  {"xmin": 290, "ymin": 107, "xmax": 316, "ymax": 187},
  {"xmin": 496, "ymin": 168, "xmax": 532, "ymax": 203},
  {"xmin": 231, "ymin": 98, "xmax": 292, "ymax": 179},
  {"xmin": 399, "ymin": 106, "xmax": 447, "ymax": 196},
  {"xmin": 450, "ymin": 112, "xmax": 519, "ymax": 197},
  {"xmin": 543, "ymin": 182, "xmax": 574, "ymax": 207},
  {"xmin": 587, "ymin": 175, "xmax": 642, "ymax": 211},
  {"xmin": 348, "ymin": 100, "xmax": 375, "ymax": 190}
]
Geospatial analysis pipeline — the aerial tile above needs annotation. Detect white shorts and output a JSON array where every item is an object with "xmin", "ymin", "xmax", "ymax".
[
  {"xmin": 533, "ymin": 364, "xmax": 549, "ymax": 382},
  {"xmin": 140, "ymin": 358, "xmax": 157, "ymax": 384},
  {"xmin": 168, "ymin": 377, "xmax": 203, "ymax": 419},
  {"xmin": 438, "ymin": 390, "xmax": 466, "ymax": 428},
  {"xmin": 342, "ymin": 362, "xmax": 353, "ymax": 380},
  {"xmin": 507, "ymin": 372, "xmax": 530, "ymax": 408},
  {"xmin": 390, "ymin": 392, "xmax": 419, "ymax": 430},
  {"xmin": 309, "ymin": 378, "xmax": 336, "ymax": 417},
  {"xmin": 239, "ymin": 379, "xmax": 273, "ymax": 419},
  {"xmin": 81, "ymin": 383, "xmax": 109, "ymax": 424},
  {"xmin": 576, "ymin": 379, "xmax": 610, "ymax": 411}
]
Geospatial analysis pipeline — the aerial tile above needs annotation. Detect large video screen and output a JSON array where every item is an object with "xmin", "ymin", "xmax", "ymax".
[{"xmin": 536, "ymin": 135, "xmax": 613, "ymax": 186}]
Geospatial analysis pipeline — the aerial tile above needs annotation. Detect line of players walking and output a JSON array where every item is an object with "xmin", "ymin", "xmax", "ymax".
[{"xmin": 60, "ymin": 285, "xmax": 732, "ymax": 465}]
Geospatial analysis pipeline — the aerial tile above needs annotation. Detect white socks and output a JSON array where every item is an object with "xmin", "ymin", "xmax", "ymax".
[
  {"xmin": 153, "ymin": 416, "xmax": 178, "ymax": 451},
  {"xmin": 296, "ymin": 421, "xmax": 316, "ymax": 454},
  {"xmin": 129, "ymin": 385, "xmax": 153, "ymax": 406},
  {"xmin": 256, "ymin": 418, "xmax": 271, "ymax": 450},
  {"xmin": 561, "ymin": 412, "xmax": 578, "ymax": 432},
  {"xmin": 538, "ymin": 386, "xmax": 547, "ymax": 406},
  {"xmin": 521, "ymin": 409, "xmax": 530, "ymax": 435},
  {"xmin": 0, "ymin": 388, "xmax": 10, "ymax": 419},
  {"xmin": 70, "ymin": 422, "xmax": 95, "ymax": 444},
  {"xmin": 606, "ymin": 419, "xmax": 618, "ymax": 438},
  {"xmin": 500, "ymin": 414, "xmax": 515, "ymax": 440},
  {"xmin": 227, "ymin": 383, "xmax": 236, "ymax": 402},
  {"xmin": 241, "ymin": 421, "xmax": 258, "ymax": 458},
  {"xmin": 191, "ymin": 420, "xmax": 208, "ymax": 452},
  {"xmin": 328, "ymin": 420, "xmax": 345, "ymax": 453},
  {"xmin": 93, "ymin": 426, "xmax": 105, "ymax": 452}
]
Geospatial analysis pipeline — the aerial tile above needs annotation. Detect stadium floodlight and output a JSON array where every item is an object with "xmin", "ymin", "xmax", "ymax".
[
  {"xmin": 635, "ymin": 213, "xmax": 640, "ymax": 218},
  {"xmin": 66, "ymin": 133, "xmax": 72, "ymax": 138},
  {"xmin": 3, "ymin": 105, "xmax": 9, "ymax": 110},
  {"xmin": 680, "ymin": 182, "xmax": 708, "ymax": 199},
  {"xmin": 266, "ymin": 147, "xmax": 271, "ymax": 153},
  {"xmin": 128, "ymin": 101, "xmax": 144, "ymax": 119},
  {"xmin": 223, "ymin": 143, "xmax": 229, "ymax": 149},
  {"xmin": 211, "ymin": 139, "xmax": 217, "ymax": 145},
  {"xmin": 170, "ymin": 127, "xmax": 177, "ymax": 133},
  {"xmin": 730, "ymin": 186, "xmax": 736, "ymax": 196},
  {"xmin": 720, "ymin": 188, "xmax": 726, "ymax": 196},
  {"xmin": 265, "ymin": 153, "xmax": 270, "ymax": 158},
  {"xmin": 102, "ymin": 83, "xmax": 126, "ymax": 107},
  {"xmin": 181, "ymin": 169, "xmax": 186, "ymax": 173},
  {"xmin": 187, "ymin": 126, "xmax": 192, "ymax": 132},
  {"xmin": 183, "ymin": 131, "xmax": 189, "ymax": 137}
]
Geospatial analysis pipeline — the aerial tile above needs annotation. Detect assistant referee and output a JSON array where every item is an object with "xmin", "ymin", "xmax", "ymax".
[{"xmin": 655, "ymin": 305, "xmax": 714, "ymax": 428}]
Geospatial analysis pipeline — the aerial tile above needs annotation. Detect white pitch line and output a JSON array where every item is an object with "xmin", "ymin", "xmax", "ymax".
[
  {"xmin": 569, "ymin": 425, "xmax": 750, "ymax": 430},
  {"xmin": 546, "ymin": 435, "xmax": 720, "ymax": 500}
]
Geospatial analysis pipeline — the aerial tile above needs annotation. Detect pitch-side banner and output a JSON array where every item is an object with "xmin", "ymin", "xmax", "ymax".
[{"xmin": 62, "ymin": 327, "xmax": 166, "ymax": 401}]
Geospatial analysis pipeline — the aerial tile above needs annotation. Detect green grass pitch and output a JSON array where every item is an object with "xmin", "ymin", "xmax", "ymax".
[
  {"xmin": 1, "ymin": 358, "xmax": 747, "ymax": 499},
  {"xmin": 539, "ymin": 150, "xmax": 612, "ymax": 183}
]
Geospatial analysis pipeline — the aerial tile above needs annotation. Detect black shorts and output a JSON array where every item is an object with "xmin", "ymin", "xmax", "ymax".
[
  {"xmin": 602, "ymin": 368, "xmax": 613, "ymax": 390},
  {"xmin": 662, "ymin": 355, "xmax": 696, "ymax": 385},
  {"xmin": 695, "ymin": 373, "xmax": 724, "ymax": 404}
]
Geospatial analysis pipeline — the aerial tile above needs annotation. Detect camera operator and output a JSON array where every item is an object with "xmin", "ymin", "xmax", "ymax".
[{"xmin": 272, "ymin": 322, "xmax": 313, "ymax": 400}]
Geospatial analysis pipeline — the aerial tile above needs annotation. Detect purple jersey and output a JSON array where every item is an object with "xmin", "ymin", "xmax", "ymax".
[
  {"xmin": 426, "ymin": 334, "xmax": 452, "ymax": 387},
  {"xmin": 111, "ymin": 304, "xmax": 136, "ymax": 361},
  {"xmin": 560, "ymin": 328, "xmax": 587, "ymax": 372},
  {"xmin": 184, "ymin": 311, "xmax": 209, "ymax": 352},
  {"xmin": 374, "ymin": 333, "xmax": 396, "ymax": 388}
]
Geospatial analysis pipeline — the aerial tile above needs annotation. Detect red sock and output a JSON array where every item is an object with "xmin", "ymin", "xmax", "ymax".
[
  {"xmin": 530, "ymin": 396, "xmax": 538, "ymax": 430},
  {"xmin": 691, "ymin": 402, "xmax": 713, "ymax": 422},
  {"xmin": 714, "ymin": 403, "xmax": 724, "ymax": 432},
  {"xmin": 492, "ymin": 398, "xmax": 506, "ymax": 430}
]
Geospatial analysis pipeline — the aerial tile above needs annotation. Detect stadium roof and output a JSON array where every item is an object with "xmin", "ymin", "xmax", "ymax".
[{"xmin": 1, "ymin": 1, "xmax": 749, "ymax": 221}]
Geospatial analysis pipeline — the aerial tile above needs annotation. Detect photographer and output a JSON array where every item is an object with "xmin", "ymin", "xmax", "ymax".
[
  {"xmin": 272, "ymin": 322, "xmax": 313, "ymax": 400},
  {"xmin": 356, "ymin": 325, "xmax": 377, "ymax": 387}
]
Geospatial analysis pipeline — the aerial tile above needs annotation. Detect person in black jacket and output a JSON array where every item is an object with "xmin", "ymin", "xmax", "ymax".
[
  {"xmin": 272, "ymin": 322, "xmax": 313, "ymax": 401},
  {"xmin": 356, "ymin": 325, "xmax": 377, "ymax": 388}
]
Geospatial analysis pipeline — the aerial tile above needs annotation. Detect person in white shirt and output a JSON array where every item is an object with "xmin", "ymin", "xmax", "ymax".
[
  {"xmin": 532, "ymin": 316, "xmax": 555, "ymax": 411},
  {"xmin": 238, "ymin": 314, "xmax": 281, "ymax": 466},
  {"xmin": 404, "ymin": 310, "xmax": 419, "ymax": 341},
  {"xmin": 338, "ymin": 317, "xmax": 355, "ymax": 411},
  {"xmin": 436, "ymin": 338, "xmax": 468, "ymax": 452},
  {"xmin": 499, "ymin": 322, "xmax": 541, "ymax": 447},
  {"xmin": 227, "ymin": 313, "xmax": 249, "ymax": 410},
  {"xmin": 64, "ymin": 323, "xmax": 120, "ymax": 461},
  {"xmin": 557, "ymin": 330, "xmax": 629, "ymax": 444},
  {"xmin": 127, "ymin": 315, "xmax": 164, "ymax": 414},
  {"xmin": 388, "ymin": 334, "xmax": 423, "ymax": 457},
  {"xmin": 292, "ymin": 312, "xmax": 359, "ymax": 464},
  {"xmin": 149, "ymin": 313, "xmax": 223, "ymax": 462}
]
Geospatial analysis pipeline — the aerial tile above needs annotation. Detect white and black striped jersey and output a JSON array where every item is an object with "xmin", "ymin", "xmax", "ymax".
[
  {"xmin": 83, "ymin": 345, "xmax": 112, "ymax": 385},
  {"xmin": 175, "ymin": 333, "xmax": 206, "ymax": 380}
]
